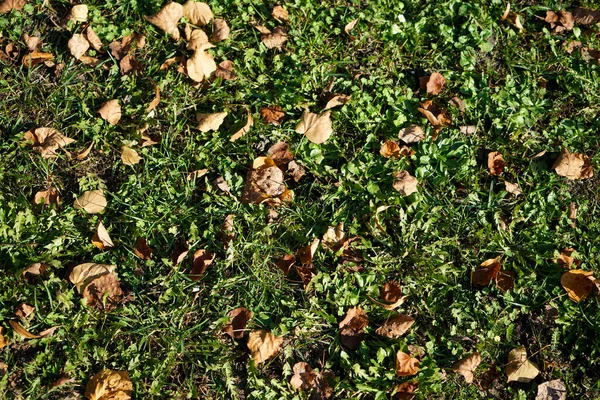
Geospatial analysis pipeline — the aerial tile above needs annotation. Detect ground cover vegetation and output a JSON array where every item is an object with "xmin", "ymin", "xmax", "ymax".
[{"xmin": 1, "ymin": 0, "xmax": 600, "ymax": 398}]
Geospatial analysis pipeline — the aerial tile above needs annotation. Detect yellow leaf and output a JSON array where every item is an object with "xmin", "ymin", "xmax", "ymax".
[
  {"xmin": 121, "ymin": 146, "xmax": 141, "ymax": 166},
  {"xmin": 506, "ymin": 347, "xmax": 539, "ymax": 383},
  {"xmin": 295, "ymin": 110, "xmax": 333, "ymax": 144},
  {"xmin": 247, "ymin": 330, "xmax": 283, "ymax": 364},
  {"xmin": 74, "ymin": 190, "xmax": 107, "ymax": 214},
  {"xmin": 70, "ymin": 4, "xmax": 88, "ymax": 22},
  {"xmin": 8, "ymin": 320, "xmax": 40, "ymax": 339},
  {"xmin": 84, "ymin": 369, "xmax": 132, "ymax": 400},
  {"xmin": 145, "ymin": 2, "xmax": 184, "ymax": 40}
]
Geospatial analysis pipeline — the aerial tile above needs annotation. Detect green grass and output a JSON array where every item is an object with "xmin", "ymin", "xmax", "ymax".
[{"xmin": 1, "ymin": 0, "xmax": 600, "ymax": 398}]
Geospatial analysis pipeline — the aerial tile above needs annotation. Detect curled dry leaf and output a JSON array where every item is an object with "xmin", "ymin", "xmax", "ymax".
[
  {"xmin": 322, "ymin": 222, "xmax": 346, "ymax": 251},
  {"xmin": 22, "ymin": 51, "xmax": 54, "ymax": 68},
  {"xmin": 170, "ymin": 241, "xmax": 189, "ymax": 266},
  {"xmin": 0, "ymin": 327, "xmax": 7, "ymax": 349},
  {"xmin": 247, "ymin": 329, "xmax": 283, "ymax": 364},
  {"xmin": 183, "ymin": 1, "xmax": 212, "ymax": 26},
  {"xmin": 145, "ymin": 2, "xmax": 184, "ymax": 40},
  {"xmin": 187, "ymin": 168, "xmax": 208, "ymax": 181},
  {"xmin": 84, "ymin": 369, "xmax": 132, "ymax": 400},
  {"xmin": 344, "ymin": 19, "xmax": 358, "ymax": 36},
  {"xmin": 134, "ymin": 237, "xmax": 152, "ymax": 259},
  {"xmin": 561, "ymin": 269, "xmax": 594, "ymax": 302},
  {"xmin": 398, "ymin": 125, "xmax": 425, "ymax": 144},
  {"xmin": 471, "ymin": 258, "xmax": 501, "ymax": 286},
  {"xmin": 555, "ymin": 247, "xmax": 580, "ymax": 269},
  {"xmin": 9, "ymin": 320, "xmax": 40, "ymax": 339},
  {"xmin": 272, "ymin": 5, "xmax": 289, "ymax": 23},
  {"xmin": 417, "ymin": 100, "xmax": 450, "ymax": 138},
  {"xmin": 568, "ymin": 202, "xmax": 578, "ymax": 227},
  {"xmin": 370, "ymin": 281, "xmax": 408, "ymax": 310},
  {"xmin": 147, "ymin": 82, "xmax": 160, "ymax": 112},
  {"xmin": 504, "ymin": 181, "xmax": 521, "ymax": 196},
  {"xmin": 290, "ymin": 362, "xmax": 334, "ymax": 399},
  {"xmin": 420, "ymin": 72, "xmax": 446, "ymax": 95},
  {"xmin": 536, "ymin": 379, "xmax": 567, "ymax": 400},
  {"xmin": 22, "ymin": 263, "xmax": 47, "ymax": 280},
  {"xmin": 267, "ymin": 141, "xmax": 293, "ymax": 167},
  {"xmin": 452, "ymin": 352, "xmax": 481, "ymax": 383},
  {"xmin": 255, "ymin": 26, "xmax": 288, "ymax": 49},
  {"xmin": 487, "ymin": 151, "xmax": 506, "ymax": 176},
  {"xmin": 380, "ymin": 141, "xmax": 414, "ymax": 158},
  {"xmin": 0, "ymin": 0, "xmax": 26, "ymax": 13},
  {"xmin": 215, "ymin": 60, "xmax": 236, "ymax": 80},
  {"xmin": 189, "ymin": 249, "xmax": 215, "ymax": 280},
  {"xmin": 187, "ymin": 43, "xmax": 217, "ymax": 82},
  {"xmin": 197, "ymin": 112, "xmax": 227, "ymax": 132},
  {"xmin": 33, "ymin": 187, "xmax": 60, "ymax": 209},
  {"xmin": 396, "ymin": 351, "xmax": 420, "ymax": 376},
  {"xmin": 376, "ymin": 314, "xmax": 414, "ymax": 338},
  {"xmin": 85, "ymin": 27, "xmax": 103, "ymax": 51},
  {"xmin": 24, "ymin": 127, "xmax": 75, "ymax": 158},
  {"xmin": 92, "ymin": 221, "xmax": 114, "ymax": 250},
  {"xmin": 230, "ymin": 107, "xmax": 254, "ymax": 141},
  {"xmin": 70, "ymin": 4, "xmax": 88, "ymax": 22},
  {"xmin": 288, "ymin": 160, "xmax": 306, "ymax": 182},
  {"xmin": 261, "ymin": 105, "xmax": 285, "ymax": 125},
  {"xmin": 324, "ymin": 94, "xmax": 351, "ymax": 111},
  {"xmin": 74, "ymin": 190, "xmax": 107, "ymax": 214},
  {"xmin": 296, "ymin": 238, "xmax": 320, "ymax": 264},
  {"xmin": 121, "ymin": 146, "xmax": 141, "ymax": 166},
  {"xmin": 393, "ymin": 170, "xmax": 418, "ymax": 196},
  {"xmin": 69, "ymin": 263, "xmax": 116, "ymax": 293},
  {"xmin": 276, "ymin": 254, "xmax": 296, "ymax": 276},
  {"xmin": 573, "ymin": 8, "xmax": 600, "ymax": 25},
  {"xmin": 339, "ymin": 307, "xmax": 368, "ymax": 350},
  {"xmin": 77, "ymin": 141, "xmax": 94, "ymax": 160},
  {"xmin": 23, "ymin": 34, "xmax": 42, "ymax": 51},
  {"xmin": 186, "ymin": 29, "xmax": 208, "ymax": 50},
  {"xmin": 15, "ymin": 303, "xmax": 35, "ymax": 319},
  {"xmin": 98, "ymin": 100, "xmax": 121, "ymax": 125},
  {"xmin": 222, "ymin": 307, "xmax": 252, "ymax": 339},
  {"xmin": 545, "ymin": 10, "xmax": 574, "ymax": 33},
  {"xmin": 552, "ymin": 148, "xmax": 593, "ymax": 180},
  {"xmin": 295, "ymin": 110, "xmax": 333, "ymax": 144},
  {"xmin": 506, "ymin": 347, "xmax": 539, "ymax": 383},
  {"xmin": 212, "ymin": 18, "xmax": 230, "ymax": 42}
]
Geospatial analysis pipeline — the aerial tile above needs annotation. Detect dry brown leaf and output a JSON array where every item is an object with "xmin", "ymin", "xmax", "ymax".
[
  {"xmin": 495, "ymin": 270, "xmax": 515, "ymax": 292},
  {"xmin": 85, "ymin": 27, "xmax": 103, "ymax": 51},
  {"xmin": 23, "ymin": 34, "xmax": 42, "ymax": 51},
  {"xmin": 420, "ymin": 72, "xmax": 446, "ymax": 95},
  {"xmin": 82, "ymin": 272, "xmax": 124, "ymax": 311},
  {"xmin": 247, "ymin": 329, "xmax": 283, "ymax": 364},
  {"xmin": 33, "ymin": 187, "xmax": 60, "ymax": 209},
  {"xmin": 398, "ymin": 125, "xmax": 425, "ymax": 144},
  {"xmin": 322, "ymin": 223, "xmax": 346, "ymax": 251},
  {"xmin": 9, "ymin": 320, "xmax": 40, "ymax": 339},
  {"xmin": 170, "ymin": 241, "xmax": 189, "ymax": 266},
  {"xmin": 0, "ymin": 0, "xmax": 26, "ymax": 13},
  {"xmin": 555, "ymin": 247, "xmax": 579, "ymax": 269},
  {"xmin": 15, "ymin": 303, "xmax": 34, "ymax": 319},
  {"xmin": 79, "ymin": 55, "xmax": 102, "ymax": 67},
  {"xmin": 417, "ymin": 100, "xmax": 450, "ymax": 138},
  {"xmin": 76, "ymin": 141, "xmax": 94, "ymax": 160},
  {"xmin": 545, "ymin": 10, "xmax": 574, "ymax": 33},
  {"xmin": 212, "ymin": 18, "xmax": 230, "ymax": 42},
  {"xmin": 288, "ymin": 160, "xmax": 306, "ymax": 182},
  {"xmin": 295, "ymin": 110, "xmax": 333, "ymax": 144},
  {"xmin": 187, "ymin": 168, "xmax": 208, "ymax": 181},
  {"xmin": 568, "ymin": 202, "xmax": 578, "ymax": 227},
  {"xmin": 561, "ymin": 269, "xmax": 594, "ymax": 302},
  {"xmin": 134, "ymin": 237, "xmax": 152, "ymax": 259},
  {"xmin": 339, "ymin": 307, "xmax": 368, "ymax": 350},
  {"xmin": 396, "ymin": 351, "xmax": 420, "ymax": 376},
  {"xmin": 215, "ymin": 176, "xmax": 231, "ymax": 194},
  {"xmin": 84, "ymin": 369, "xmax": 132, "ymax": 400},
  {"xmin": 272, "ymin": 5, "xmax": 289, "ymax": 23},
  {"xmin": 276, "ymin": 254, "xmax": 295, "ymax": 276},
  {"xmin": 145, "ymin": 2, "xmax": 184, "ymax": 40},
  {"xmin": 119, "ymin": 54, "xmax": 141, "ymax": 75},
  {"xmin": 92, "ymin": 221, "xmax": 114, "ymax": 250},
  {"xmin": 536, "ymin": 379, "xmax": 567, "ymax": 400},
  {"xmin": 22, "ymin": 50, "xmax": 54, "ymax": 68},
  {"xmin": 471, "ymin": 258, "xmax": 501, "ymax": 286},
  {"xmin": 344, "ymin": 19, "xmax": 358, "ymax": 36},
  {"xmin": 24, "ymin": 127, "xmax": 75, "ymax": 158},
  {"xmin": 186, "ymin": 29, "xmax": 208, "ymax": 50},
  {"xmin": 187, "ymin": 43, "xmax": 217, "ymax": 82},
  {"xmin": 68, "ymin": 34, "xmax": 89, "ymax": 60},
  {"xmin": 573, "ymin": 8, "xmax": 600, "ymax": 25},
  {"xmin": 120, "ymin": 146, "xmax": 141, "ymax": 166},
  {"xmin": 267, "ymin": 141, "xmax": 293, "ymax": 167},
  {"xmin": 290, "ymin": 362, "xmax": 317, "ymax": 391},
  {"xmin": 459, "ymin": 125, "xmax": 476, "ymax": 135},
  {"xmin": 183, "ymin": 1, "xmax": 212, "ymax": 26},
  {"xmin": 552, "ymin": 148, "xmax": 593, "ymax": 180},
  {"xmin": 215, "ymin": 60, "xmax": 236, "ymax": 80},
  {"xmin": 487, "ymin": 151, "xmax": 506, "ymax": 176},
  {"xmin": 70, "ymin": 4, "xmax": 88, "ymax": 22},
  {"xmin": 197, "ymin": 112, "xmax": 227, "ymax": 132},
  {"xmin": 74, "ymin": 190, "xmax": 107, "ymax": 214},
  {"xmin": 393, "ymin": 380, "xmax": 418, "ymax": 400},
  {"xmin": 452, "ymin": 352, "xmax": 481, "ymax": 383},
  {"xmin": 380, "ymin": 141, "xmax": 413, "ymax": 159},
  {"xmin": 375, "ymin": 314, "xmax": 414, "ymax": 338},
  {"xmin": 146, "ymin": 82, "xmax": 160, "ymax": 112},
  {"xmin": 506, "ymin": 347, "xmax": 539, "ymax": 383},
  {"xmin": 98, "ymin": 100, "xmax": 121, "ymax": 125},
  {"xmin": 504, "ymin": 181, "xmax": 521, "ymax": 196},
  {"xmin": 323, "ymin": 94, "xmax": 351, "ymax": 111},
  {"xmin": 230, "ymin": 107, "xmax": 253, "ymax": 142},
  {"xmin": 69, "ymin": 263, "xmax": 115, "ymax": 293},
  {"xmin": 256, "ymin": 26, "xmax": 288, "ymax": 49},
  {"xmin": 220, "ymin": 213, "xmax": 234, "ymax": 244},
  {"xmin": 393, "ymin": 170, "xmax": 418, "ymax": 196},
  {"xmin": 189, "ymin": 249, "xmax": 215, "ymax": 280},
  {"xmin": 0, "ymin": 327, "xmax": 7, "ymax": 349},
  {"xmin": 22, "ymin": 263, "xmax": 47, "ymax": 280},
  {"xmin": 222, "ymin": 307, "xmax": 252, "ymax": 339},
  {"xmin": 261, "ymin": 105, "xmax": 285, "ymax": 125},
  {"xmin": 296, "ymin": 238, "xmax": 320, "ymax": 264}
]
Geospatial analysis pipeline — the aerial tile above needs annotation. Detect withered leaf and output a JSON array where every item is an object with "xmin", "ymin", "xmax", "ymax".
[
  {"xmin": 487, "ymin": 151, "xmax": 506, "ymax": 176},
  {"xmin": 276, "ymin": 254, "xmax": 296, "ymax": 276},
  {"xmin": 215, "ymin": 60, "xmax": 236, "ymax": 80},
  {"xmin": 33, "ymin": 187, "xmax": 60, "ymax": 209},
  {"xmin": 295, "ymin": 110, "xmax": 333, "ymax": 144},
  {"xmin": 420, "ymin": 72, "xmax": 445, "ymax": 95},
  {"xmin": 230, "ymin": 107, "xmax": 254, "ymax": 142},
  {"xmin": 121, "ymin": 146, "xmax": 141, "ymax": 166},
  {"xmin": 323, "ymin": 94, "xmax": 351, "ymax": 111},
  {"xmin": 73, "ymin": 190, "xmax": 107, "ymax": 214},
  {"xmin": 536, "ymin": 380, "xmax": 567, "ymax": 400},
  {"xmin": 134, "ymin": 237, "xmax": 152, "ymax": 259},
  {"xmin": 69, "ymin": 263, "xmax": 115, "ymax": 293},
  {"xmin": 322, "ymin": 222, "xmax": 346, "ymax": 250},
  {"xmin": 393, "ymin": 170, "xmax": 418, "ymax": 196},
  {"xmin": 288, "ymin": 160, "xmax": 306, "ymax": 182},
  {"xmin": 561, "ymin": 269, "xmax": 594, "ymax": 302},
  {"xmin": 290, "ymin": 362, "xmax": 317, "ymax": 391},
  {"xmin": 92, "ymin": 221, "xmax": 114, "ymax": 250},
  {"xmin": 84, "ymin": 369, "xmax": 133, "ymax": 400},
  {"xmin": 247, "ymin": 329, "xmax": 283, "ymax": 364},
  {"xmin": 504, "ymin": 181, "xmax": 521, "ymax": 196},
  {"xmin": 98, "ymin": 100, "xmax": 121, "ymax": 125},
  {"xmin": 186, "ymin": 29, "xmax": 208, "ymax": 51},
  {"xmin": 398, "ymin": 125, "xmax": 425, "ymax": 144},
  {"xmin": 23, "ymin": 34, "xmax": 42, "ymax": 51},
  {"xmin": 339, "ymin": 307, "xmax": 368, "ymax": 350},
  {"xmin": 471, "ymin": 258, "xmax": 501, "ymax": 286},
  {"xmin": 296, "ymin": 238, "xmax": 320, "ymax": 264},
  {"xmin": 0, "ymin": 0, "xmax": 26, "ymax": 14},
  {"xmin": 573, "ymin": 8, "xmax": 600, "ymax": 25},
  {"xmin": 222, "ymin": 307, "xmax": 252, "ymax": 339},
  {"xmin": 212, "ymin": 18, "xmax": 230, "ymax": 42},
  {"xmin": 187, "ymin": 43, "xmax": 217, "ymax": 82},
  {"xmin": 375, "ymin": 314, "xmax": 414, "ymax": 338},
  {"xmin": 183, "ymin": 1, "xmax": 212, "ymax": 26},
  {"xmin": 85, "ymin": 27, "xmax": 103, "ymax": 51},
  {"xmin": 197, "ymin": 112, "xmax": 227, "ymax": 132},
  {"xmin": 495, "ymin": 270, "xmax": 515, "ymax": 292},
  {"xmin": 70, "ymin": 4, "xmax": 88, "ymax": 22},
  {"xmin": 22, "ymin": 263, "xmax": 47, "ymax": 280},
  {"xmin": 82, "ymin": 272, "xmax": 124, "ymax": 311},
  {"xmin": 15, "ymin": 303, "xmax": 35, "ymax": 319},
  {"xmin": 146, "ymin": 82, "xmax": 161, "ymax": 112},
  {"xmin": 76, "ymin": 141, "xmax": 94, "ymax": 160},
  {"xmin": 393, "ymin": 380, "xmax": 418, "ymax": 400},
  {"xmin": 452, "ymin": 352, "xmax": 481, "ymax": 384},
  {"xmin": 272, "ymin": 5, "xmax": 289, "ymax": 23},
  {"xmin": 396, "ymin": 351, "xmax": 420, "ymax": 376},
  {"xmin": 552, "ymin": 148, "xmax": 593, "ymax": 180},
  {"xmin": 506, "ymin": 347, "xmax": 539, "ymax": 383},
  {"xmin": 189, "ymin": 249, "xmax": 215, "ymax": 280},
  {"xmin": 417, "ymin": 100, "xmax": 450, "ymax": 138},
  {"xmin": 545, "ymin": 10, "xmax": 574, "ymax": 33},
  {"xmin": 261, "ymin": 105, "xmax": 285, "ymax": 125},
  {"xmin": 344, "ymin": 19, "xmax": 358, "ymax": 36},
  {"xmin": 145, "ymin": 2, "xmax": 184, "ymax": 40},
  {"xmin": 255, "ymin": 26, "xmax": 288, "ymax": 49},
  {"xmin": 0, "ymin": 327, "xmax": 7, "ymax": 349},
  {"xmin": 24, "ymin": 127, "xmax": 75, "ymax": 158},
  {"xmin": 22, "ymin": 51, "xmax": 54, "ymax": 68},
  {"xmin": 119, "ymin": 54, "xmax": 141, "ymax": 75},
  {"xmin": 267, "ymin": 141, "xmax": 293, "ymax": 167}
]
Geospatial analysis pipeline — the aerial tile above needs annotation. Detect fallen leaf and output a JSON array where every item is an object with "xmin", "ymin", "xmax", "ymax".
[
  {"xmin": 82, "ymin": 271, "xmax": 124, "ymax": 311},
  {"xmin": 460, "ymin": 125, "xmax": 477, "ymax": 135},
  {"xmin": 183, "ymin": 1, "xmax": 212, "ymax": 26},
  {"xmin": 561, "ymin": 269, "xmax": 594, "ymax": 302},
  {"xmin": 267, "ymin": 141, "xmax": 293, "ymax": 167},
  {"xmin": 322, "ymin": 222, "xmax": 346, "ymax": 251},
  {"xmin": 450, "ymin": 96, "xmax": 466, "ymax": 113},
  {"xmin": 504, "ymin": 181, "xmax": 521, "ymax": 196},
  {"xmin": 85, "ymin": 27, "xmax": 103, "ymax": 51},
  {"xmin": 170, "ymin": 241, "xmax": 189, "ymax": 266},
  {"xmin": 24, "ymin": 127, "xmax": 75, "ymax": 158},
  {"xmin": 398, "ymin": 125, "xmax": 425, "ymax": 144},
  {"xmin": 552, "ymin": 148, "xmax": 593, "ymax": 180},
  {"xmin": 420, "ymin": 72, "xmax": 446, "ymax": 95},
  {"xmin": 134, "ymin": 237, "xmax": 152, "ymax": 259},
  {"xmin": 189, "ymin": 249, "xmax": 215, "ymax": 280},
  {"xmin": 9, "ymin": 320, "xmax": 40, "ymax": 339},
  {"xmin": 215, "ymin": 60, "xmax": 236, "ymax": 80},
  {"xmin": 506, "ymin": 347, "xmax": 539, "ymax": 383},
  {"xmin": 504, "ymin": 11, "xmax": 524, "ymax": 30},
  {"xmin": 230, "ymin": 107, "xmax": 253, "ymax": 142},
  {"xmin": 272, "ymin": 5, "xmax": 289, "ymax": 23},
  {"xmin": 545, "ymin": 10, "xmax": 574, "ymax": 33},
  {"xmin": 197, "ymin": 112, "xmax": 227, "ymax": 132},
  {"xmin": 214, "ymin": 176, "xmax": 231, "ymax": 194},
  {"xmin": 255, "ymin": 25, "xmax": 288, "ymax": 49},
  {"xmin": 146, "ymin": 82, "xmax": 160, "ymax": 112},
  {"xmin": 69, "ymin": 263, "xmax": 115, "ymax": 293},
  {"xmin": 0, "ymin": 327, "xmax": 7, "ymax": 349},
  {"xmin": 15, "ymin": 303, "xmax": 35, "ymax": 319},
  {"xmin": 290, "ymin": 362, "xmax": 317, "ymax": 391},
  {"xmin": 73, "ymin": 190, "xmax": 107, "ymax": 214},
  {"xmin": 212, "ymin": 18, "xmax": 230, "ymax": 42},
  {"xmin": 344, "ymin": 19, "xmax": 358, "ymax": 36},
  {"xmin": 296, "ymin": 238, "xmax": 320, "ymax": 264},
  {"xmin": 68, "ymin": 34, "xmax": 89, "ymax": 60},
  {"xmin": 417, "ymin": 100, "xmax": 450, "ymax": 138},
  {"xmin": 375, "ymin": 314, "xmax": 414, "ymax": 338},
  {"xmin": 219, "ymin": 214, "xmax": 235, "ymax": 245},
  {"xmin": 276, "ymin": 254, "xmax": 296, "ymax": 276},
  {"xmin": 76, "ymin": 141, "xmax": 94, "ymax": 160},
  {"xmin": 98, "ymin": 100, "xmax": 121, "ymax": 125},
  {"xmin": 339, "ymin": 307, "xmax": 368, "ymax": 350},
  {"xmin": 80, "ymin": 55, "xmax": 102, "ymax": 67},
  {"xmin": 452, "ymin": 352, "xmax": 481, "ymax": 383},
  {"xmin": 70, "ymin": 4, "xmax": 88, "ymax": 22},
  {"xmin": 84, "ymin": 369, "xmax": 132, "ymax": 400},
  {"xmin": 186, "ymin": 29, "xmax": 208, "ymax": 50},
  {"xmin": 487, "ymin": 151, "xmax": 506, "ymax": 176},
  {"xmin": 380, "ymin": 141, "xmax": 412, "ymax": 159},
  {"xmin": 119, "ymin": 54, "xmax": 141, "ymax": 75},
  {"xmin": 247, "ymin": 329, "xmax": 283, "ymax": 364},
  {"xmin": 288, "ymin": 160, "xmax": 306, "ymax": 182},
  {"xmin": 568, "ymin": 202, "xmax": 578, "ymax": 227},
  {"xmin": 295, "ymin": 110, "xmax": 333, "ymax": 144},
  {"xmin": 120, "ymin": 146, "xmax": 141, "ymax": 166},
  {"xmin": 33, "ymin": 187, "xmax": 60, "ymax": 209},
  {"xmin": 495, "ymin": 270, "xmax": 515, "ymax": 292},
  {"xmin": 91, "ymin": 221, "xmax": 114, "ymax": 250},
  {"xmin": 187, "ymin": 168, "xmax": 208, "ymax": 181},
  {"xmin": 187, "ymin": 43, "xmax": 217, "ymax": 82},
  {"xmin": 472, "ymin": 258, "xmax": 501, "ymax": 286},
  {"xmin": 22, "ymin": 50, "xmax": 54, "ymax": 68},
  {"xmin": 393, "ymin": 170, "xmax": 418, "ymax": 196},
  {"xmin": 222, "ymin": 307, "xmax": 252, "ymax": 339},
  {"xmin": 0, "ymin": 0, "xmax": 25, "ymax": 13},
  {"xmin": 396, "ymin": 351, "xmax": 420, "ymax": 376},
  {"xmin": 145, "ymin": 2, "xmax": 184, "ymax": 40},
  {"xmin": 323, "ymin": 94, "xmax": 351, "ymax": 111},
  {"xmin": 21, "ymin": 263, "xmax": 47, "ymax": 280},
  {"xmin": 22, "ymin": 34, "xmax": 42, "ymax": 51},
  {"xmin": 393, "ymin": 380, "xmax": 418, "ymax": 399},
  {"xmin": 572, "ymin": 8, "xmax": 600, "ymax": 25},
  {"xmin": 536, "ymin": 379, "xmax": 567, "ymax": 400},
  {"xmin": 261, "ymin": 105, "xmax": 285, "ymax": 125}
]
